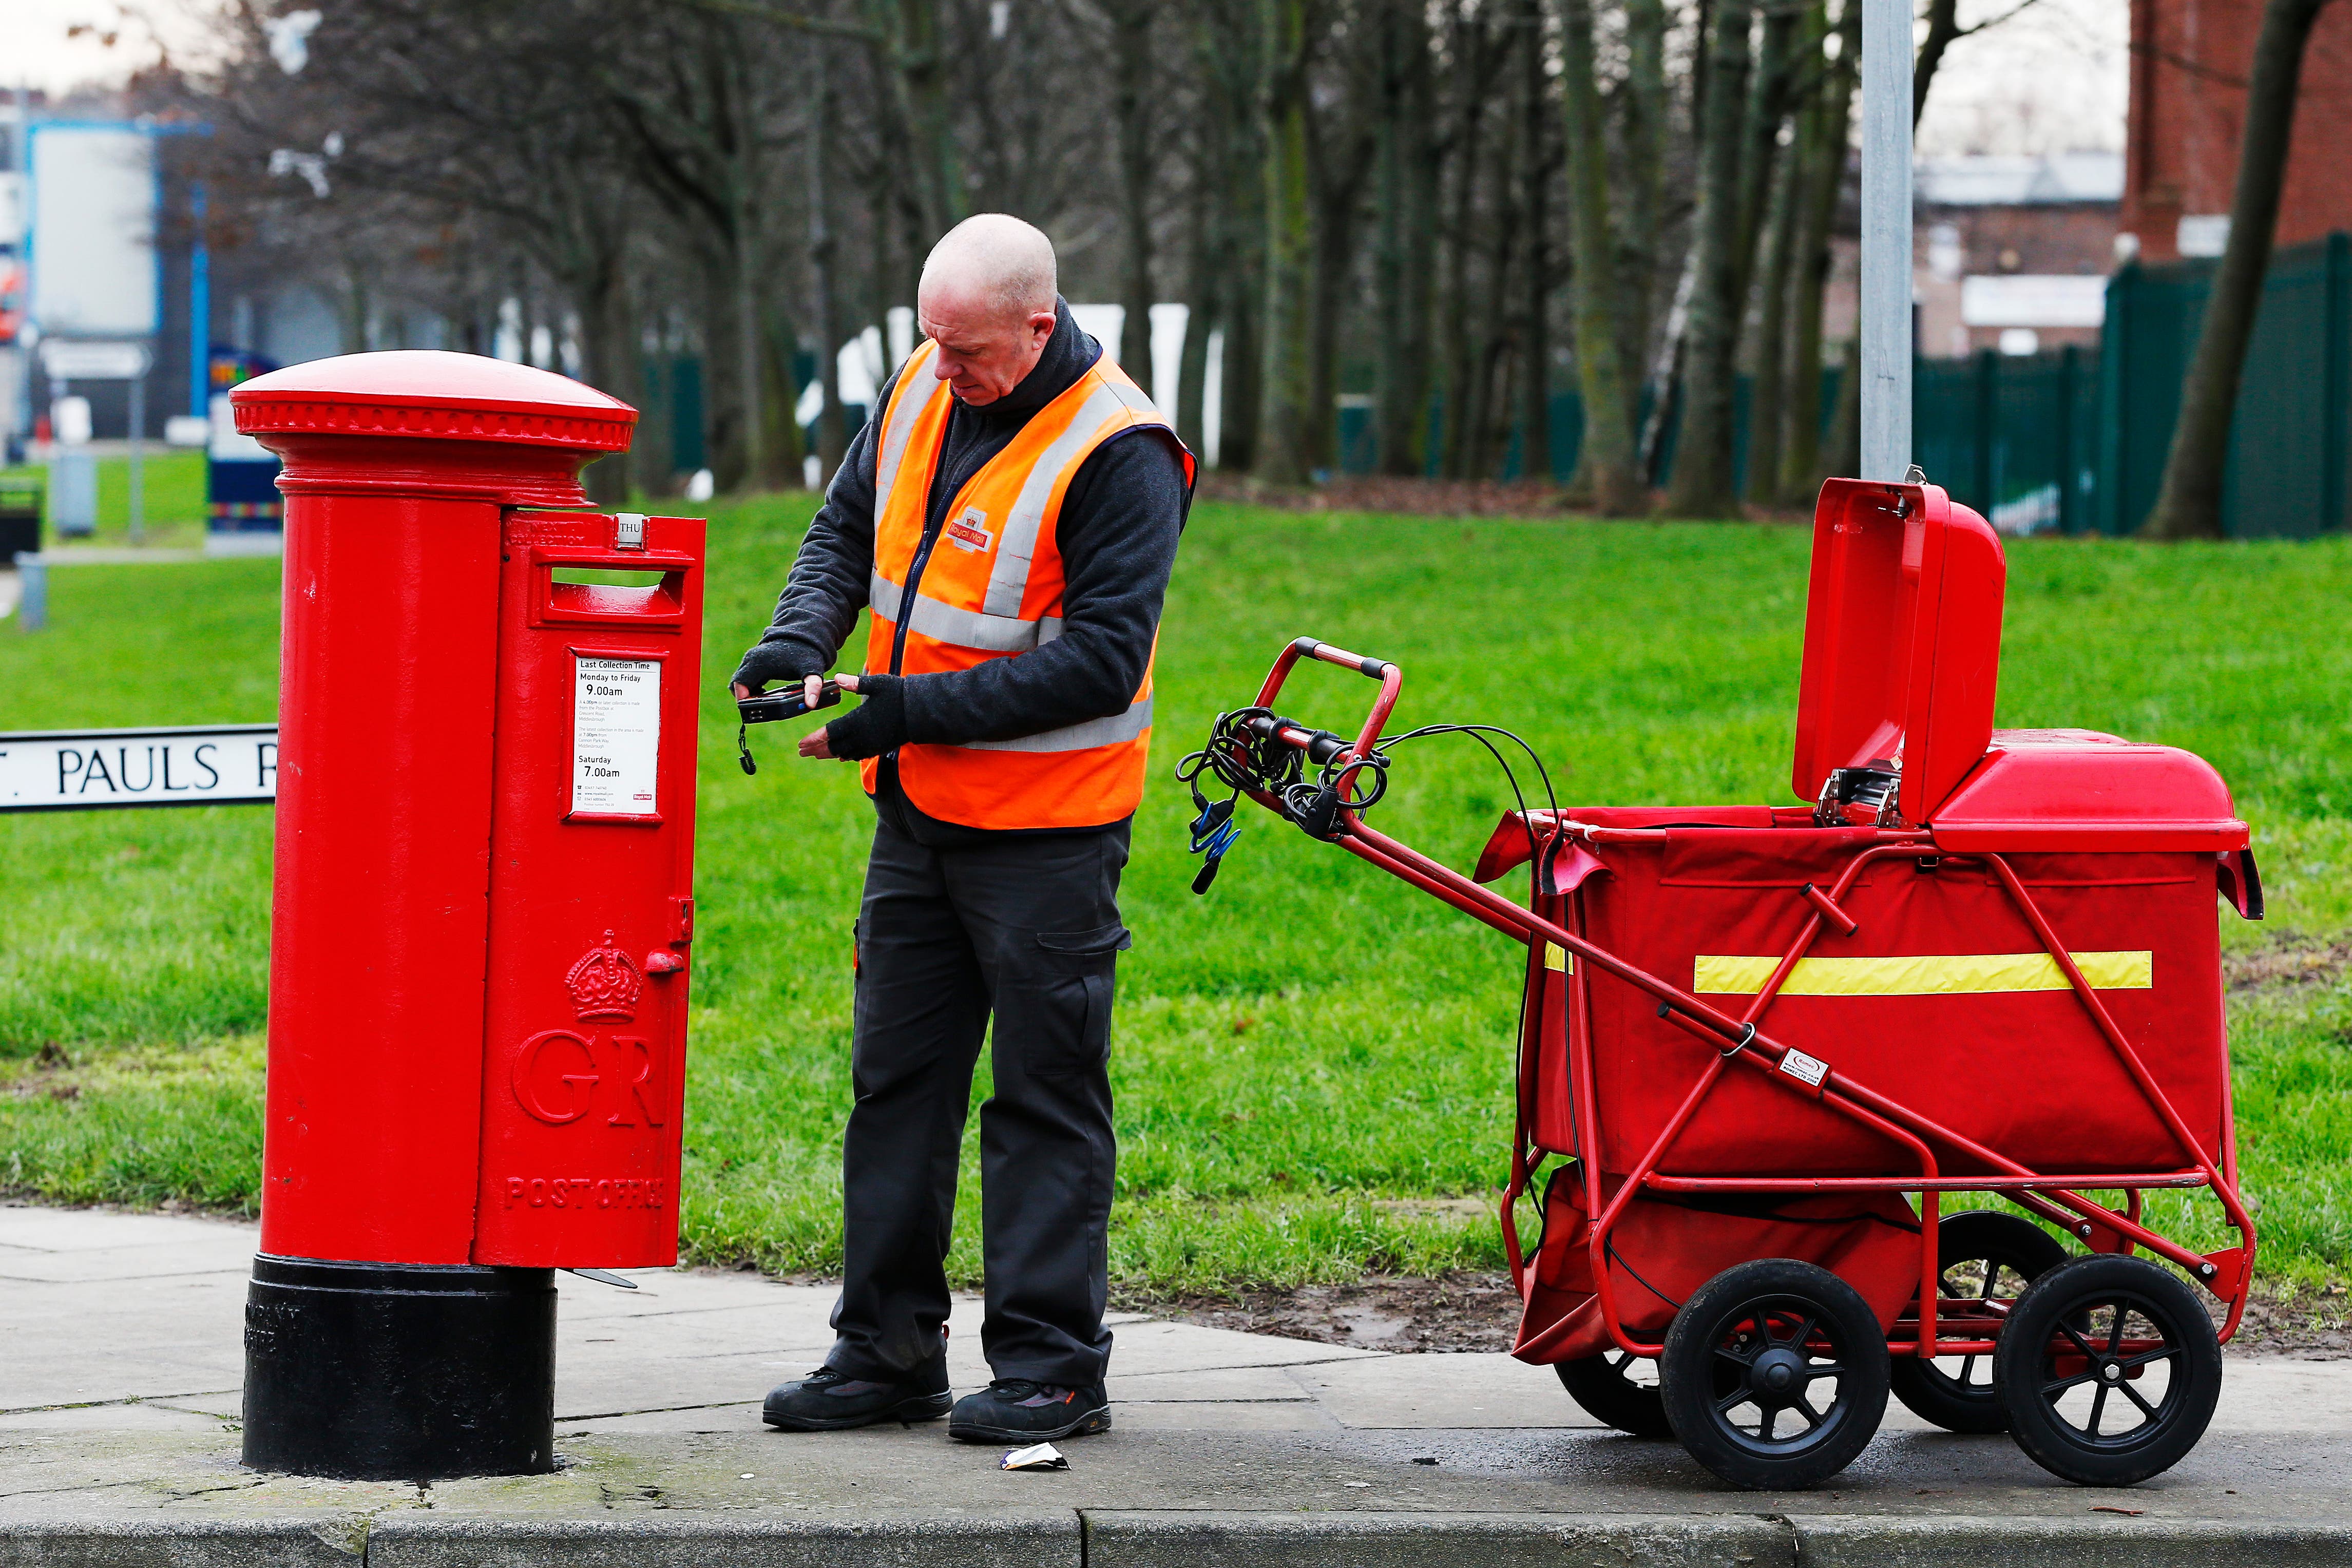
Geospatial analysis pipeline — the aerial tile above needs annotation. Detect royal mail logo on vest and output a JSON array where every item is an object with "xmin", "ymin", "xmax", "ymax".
[{"xmin": 945, "ymin": 506, "xmax": 994, "ymax": 554}]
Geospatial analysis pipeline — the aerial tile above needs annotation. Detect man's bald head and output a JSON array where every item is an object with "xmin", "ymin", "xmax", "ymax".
[
  {"xmin": 916, "ymin": 215, "xmax": 1061, "ymax": 406},
  {"xmin": 921, "ymin": 214, "xmax": 1057, "ymax": 319}
]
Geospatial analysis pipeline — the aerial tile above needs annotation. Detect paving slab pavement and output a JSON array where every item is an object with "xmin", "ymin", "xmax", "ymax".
[{"xmin": 4, "ymin": 1202, "xmax": 2349, "ymax": 1565}]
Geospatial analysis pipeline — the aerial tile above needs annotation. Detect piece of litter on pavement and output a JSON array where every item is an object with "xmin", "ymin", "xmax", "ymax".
[
  {"xmin": 1411, "ymin": 1457, "xmax": 1439, "ymax": 1466},
  {"xmin": 2091, "ymin": 1506, "xmax": 2144, "ymax": 1516},
  {"xmin": 1345, "ymin": 1481, "xmax": 1371, "ymax": 1488},
  {"xmin": 739, "ymin": 1474, "xmax": 755, "ymax": 1480},
  {"xmin": 1000, "ymin": 1442, "xmax": 1069, "ymax": 1471}
]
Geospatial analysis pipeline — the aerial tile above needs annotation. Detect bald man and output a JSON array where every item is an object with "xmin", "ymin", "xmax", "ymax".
[{"xmin": 734, "ymin": 215, "xmax": 1194, "ymax": 1444}]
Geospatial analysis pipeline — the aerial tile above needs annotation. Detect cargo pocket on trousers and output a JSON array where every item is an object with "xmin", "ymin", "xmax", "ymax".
[{"xmin": 1028, "ymin": 925, "xmax": 1131, "ymax": 1078}]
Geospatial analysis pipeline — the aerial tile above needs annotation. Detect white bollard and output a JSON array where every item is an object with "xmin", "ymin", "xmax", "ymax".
[{"xmin": 15, "ymin": 552, "xmax": 46, "ymax": 632}]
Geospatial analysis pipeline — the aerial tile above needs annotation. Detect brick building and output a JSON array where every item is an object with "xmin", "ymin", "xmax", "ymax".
[
  {"xmin": 2123, "ymin": 0, "xmax": 2352, "ymax": 262},
  {"xmin": 1914, "ymin": 154, "xmax": 2122, "ymax": 359}
]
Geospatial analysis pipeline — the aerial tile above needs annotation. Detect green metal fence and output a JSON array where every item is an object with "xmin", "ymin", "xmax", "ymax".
[
  {"xmin": 1914, "ymin": 347, "xmax": 2100, "ymax": 534},
  {"xmin": 2097, "ymin": 231, "xmax": 2351, "ymax": 538}
]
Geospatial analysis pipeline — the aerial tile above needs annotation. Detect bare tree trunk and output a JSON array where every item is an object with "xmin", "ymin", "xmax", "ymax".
[
  {"xmin": 1437, "ymin": 0, "xmax": 1494, "ymax": 477},
  {"xmin": 1638, "ymin": 259, "xmax": 1694, "ymax": 484},
  {"xmin": 1734, "ymin": 0, "xmax": 1796, "ymax": 304},
  {"xmin": 1616, "ymin": 0, "xmax": 1669, "ymax": 437},
  {"xmin": 1374, "ymin": 0, "xmax": 1438, "ymax": 476},
  {"xmin": 1192, "ymin": 0, "xmax": 1263, "ymax": 469},
  {"xmin": 1913, "ymin": 0, "xmax": 1963, "ymax": 125},
  {"xmin": 1307, "ymin": 169, "xmax": 1367, "ymax": 473},
  {"xmin": 1255, "ymin": 0, "xmax": 1314, "ymax": 484},
  {"xmin": 2143, "ymin": 0, "xmax": 2330, "ymax": 539},
  {"xmin": 760, "ymin": 295, "xmax": 807, "ymax": 486},
  {"xmin": 581, "ymin": 268, "xmax": 639, "ymax": 505},
  {"xmin": 733, "ymin": 200, "xmax": 769, "ymax": 491},
  {"xmin": 1176, "ymin": 149, "xmax": 1221, "ymax": 455},
  {"xmin": 1663, "ymin": 0, "xmax": 1753, "ymax": 517},
  {"xmin": 867, "ymin": 181, "xmax": 898, "ymax": 385},
  {"xmin": 881, "ymin": 0, "xmax": 964, "ymax": 240},
  {"xmin": 1112, "ymin": 0, "xmax": 1158, "ymax": 377},
  {"xmin": 1222, "ymin": 241, "xmax": 1264, "ymax": 470},
  {"xmin": 1558, "ymin": 0, "xmax": 1642, "ymax": 511},
  {"xmin": 1517, "ymin": 0, "xmax": 1553, "ymax": 485},
  {"xmin": 809, "ymin": 40, "xmax": 850, "ymax": 481},
  {"xmin": 1744, "ymin": 100, "xmax": 1804, "ymax": 503},
  {"xmin": 1780, "ymin": 0, "xmax": 1854, "ymax": 502},
  {"xmin": 1466, "ymin": 28, "xmax": 1526, "ymax": 480}
]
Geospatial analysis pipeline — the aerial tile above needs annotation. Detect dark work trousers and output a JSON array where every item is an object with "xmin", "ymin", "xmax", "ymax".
[{"xmin": 825, "ymin": 810, "xmax": 1130, "ymax": 1387}]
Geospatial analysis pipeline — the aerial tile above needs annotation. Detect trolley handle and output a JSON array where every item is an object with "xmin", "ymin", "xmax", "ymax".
[
  {"xmin": 1239, "ymin": 712, "xmax": 1350, "ymax": 764},
  {"xmin": 1251, "ymin": 636, "xmax": 1406, "ymax": 759}
]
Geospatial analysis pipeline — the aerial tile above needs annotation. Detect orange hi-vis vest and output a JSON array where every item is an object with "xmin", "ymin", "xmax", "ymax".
[{"xmin": 861, "ymin": 338, "xmax": 1197, "ymax": 831}]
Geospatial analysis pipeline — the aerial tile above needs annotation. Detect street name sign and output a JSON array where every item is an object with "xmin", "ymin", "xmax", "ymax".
[
  {"xmin": 38, "ymin": 340, "xmax": 156, "ymax": 381},
  {"xmin": 0, "ymin": 724, "xmax": 277, "ymax": 812}
]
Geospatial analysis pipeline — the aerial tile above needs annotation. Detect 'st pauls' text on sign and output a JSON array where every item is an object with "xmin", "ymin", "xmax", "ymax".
[{"xmin": 0, "ymin": 725, "xmax": 279, "ymax": 812}]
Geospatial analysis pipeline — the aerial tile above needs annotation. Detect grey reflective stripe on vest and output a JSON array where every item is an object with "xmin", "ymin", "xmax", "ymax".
[
  {"xmin": 870, "ymin": 568, "xmax": 1064, "ymax": 654},
  {"xmin": 871, "ymin": 343, "xmax": 940, "ymax": 510},
  {"xmin": 981, "ymin": 380, "xmax": 1136, "ymax": 619},
  {"xmin": 957, "ymin": 695, "xmax": 1153, "ymax": 754}
]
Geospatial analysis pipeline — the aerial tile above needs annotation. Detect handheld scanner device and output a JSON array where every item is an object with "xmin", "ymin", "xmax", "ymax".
[
  {"xmin": 735, "ymin": 678, "xmax": 842, "ymax": 774},
  {"xmin": 738, "ymin": 679, "xmax": 841, "ymax": 724}
]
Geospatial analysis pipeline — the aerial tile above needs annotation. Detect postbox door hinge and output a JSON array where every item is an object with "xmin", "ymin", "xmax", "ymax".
[{"xmin": 670, "ymin": 895, "xmax": 694, "ymax": 945}]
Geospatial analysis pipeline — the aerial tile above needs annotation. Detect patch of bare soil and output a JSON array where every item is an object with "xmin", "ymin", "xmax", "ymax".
[
  {"xmin": 1147, "ymin": 1271, "xmax": 1522, "ymax": 1353},
  {"xmin": 1152, "ymin": 1273, "xmax": 2352, "ymax": 1358},
  {"xmin": 2224, "ymin": 936, "xmax": 2352, "ymax": 995},
  {"xmin": 2225, "ymin": 1286, "xmax": 2352, "ymax": 1357},
  {"xmin": 6, "ymin": 1043, "xmax": 81, "ymax": 1101}
]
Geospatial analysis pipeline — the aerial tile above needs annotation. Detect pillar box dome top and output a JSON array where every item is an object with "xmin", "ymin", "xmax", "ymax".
[{"xmin": 230, "ymin": 349, "xmax": 637, "ymax": 509}]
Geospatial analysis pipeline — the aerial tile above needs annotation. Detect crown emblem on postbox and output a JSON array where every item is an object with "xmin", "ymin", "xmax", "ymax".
[{"xmin": 565, "ymin": 930, "xmax": 642, "ymax": 1022}]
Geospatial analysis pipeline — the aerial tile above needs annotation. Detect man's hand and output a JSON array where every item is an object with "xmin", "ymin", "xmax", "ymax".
[
  {"xmin": 796, "ymin": 673, "xmax": 862, "ymax": 757},
  {"xmin": 730, "ymin": 674, "xmax": 863, "ymax": 759}
]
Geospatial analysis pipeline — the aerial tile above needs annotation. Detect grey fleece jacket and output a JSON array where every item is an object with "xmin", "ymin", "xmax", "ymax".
[{"xmin": 731, "ymin": 300, "xmax": 1191, "ymax": 834}]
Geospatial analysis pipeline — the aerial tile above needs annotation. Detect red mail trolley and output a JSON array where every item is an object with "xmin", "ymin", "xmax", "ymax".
[{"xmin": 1182, "ymin": 479, "xmax": 2259, "ymax": 1489}]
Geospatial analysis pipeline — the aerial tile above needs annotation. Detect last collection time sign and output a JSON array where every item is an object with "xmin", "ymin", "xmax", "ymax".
[{"xmin": 0, "ymin": 724, "xmax": 279, "ymax": 812}]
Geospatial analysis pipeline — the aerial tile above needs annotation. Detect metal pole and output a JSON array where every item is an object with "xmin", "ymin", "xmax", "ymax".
[
  {"xmin": 1859, "ymin": 0, "xmax": 1913, "ymax": 482},
  {"xmin": 128, "ymin": 373, "xmax": 145, "ymax": 544},
  {"xmin": 190, "ymin": 182, "xmax": 212, "ymax": 420}
]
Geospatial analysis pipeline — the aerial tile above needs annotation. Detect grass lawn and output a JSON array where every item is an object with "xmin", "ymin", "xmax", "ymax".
[
  {"xmin": 3, "ymin": 496, "xmax": 2349, "ymax": 1296},
  {"xmin": 2, "ymin": 451, "xmax": 212, "ymax": 551}
]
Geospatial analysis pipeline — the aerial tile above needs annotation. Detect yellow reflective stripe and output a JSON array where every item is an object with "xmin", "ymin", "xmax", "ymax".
[
  {"xmin": 1543, "ymin": 943, "xmax": 1572, "ymax": 973},
  {"xmin": 1693, "ymin": 951, "xmax": 2153, "ymax": 996}
]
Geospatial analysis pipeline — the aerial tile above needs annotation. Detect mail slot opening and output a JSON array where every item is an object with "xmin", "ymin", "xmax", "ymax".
[
  {"xmin": 543, "ymin": 567, "xmax": 685, "ymax": 622},
  {"xmin": 551, "ymin": 567, "xmax": 668, "ymax": 588}
]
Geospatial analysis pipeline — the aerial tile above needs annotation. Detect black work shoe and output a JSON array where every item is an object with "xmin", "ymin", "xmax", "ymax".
[
  {"xmin": 762, "ymin": 1359, "xmax": 953, "ymax": 1431},
  {"xmin": 946, "ymin": 1378, "xmax": 1112, "ymax": 1443}
]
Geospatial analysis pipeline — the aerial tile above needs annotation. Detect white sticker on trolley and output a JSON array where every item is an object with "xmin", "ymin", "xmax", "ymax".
[
  {"xmin": 1778, "ymin": 1053, "xmax": 1834, "ymax": 1091},
  {"xmin": 573, "ymin": 656, "xmax": 662, "ymax": 815},
  {"xmin": 1779, "ymin": 1048, "xmax": 1830, "ymax": 1088}
]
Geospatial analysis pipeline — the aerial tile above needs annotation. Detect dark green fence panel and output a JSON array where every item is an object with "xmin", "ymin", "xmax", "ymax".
[
  {"xmin": 2225, "ymin": 235, "xmax": 2348, "ymax": 537},
  {"xmin": 2097, "ymin": 232, "xmax": 2351, "ymax": 537},
  {"xmin": 1914, "ymin": 347, "xmax": 2097, "ymax": 534}
]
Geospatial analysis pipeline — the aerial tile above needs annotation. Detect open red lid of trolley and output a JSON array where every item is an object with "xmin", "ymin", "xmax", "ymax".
[
  {"xmin": 1790, "ymin": 478, "xmax": 2249, "ymax": 853},
  {"xmin": 1790, "ymin": 478, "xmax": 2005, "ymax": 826}
]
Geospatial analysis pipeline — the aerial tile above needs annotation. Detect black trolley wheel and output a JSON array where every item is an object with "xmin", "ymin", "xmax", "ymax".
[
  {"xmin": 1660, "ymin": 1258, "xmax": 1890, "ymax": 1489},
  {"xmin": 1890, "ymin": 1211, "xmax": 2071, "ymax": 1433},
  {"xmin": 1556, "ymin": 1349, "xmax": 1674, "ymax": 1439},
  {"xmin": 1992, "ymin": 1253, "xmax": 2222, "ymax": 1486}
]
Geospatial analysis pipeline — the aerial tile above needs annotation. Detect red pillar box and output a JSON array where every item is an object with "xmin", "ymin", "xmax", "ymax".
[{"xmin": 226, "ymin": 352, "xmax": 704, "ymax": 1480}]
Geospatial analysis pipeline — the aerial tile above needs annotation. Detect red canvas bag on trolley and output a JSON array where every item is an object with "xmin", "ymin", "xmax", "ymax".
[{"xmin": 1480, "ymin": 480, "xmax": 2255, "ymax": 1366}]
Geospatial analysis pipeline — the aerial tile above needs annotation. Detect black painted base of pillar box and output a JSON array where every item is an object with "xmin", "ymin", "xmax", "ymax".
[{"xmin": 241, "ymin": 1254, "xmax": 557, "ymax": 1481}]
